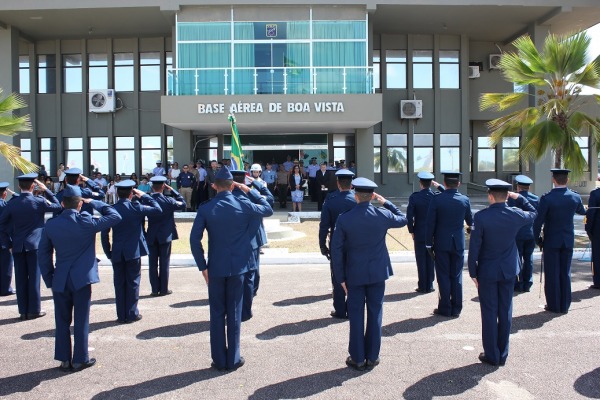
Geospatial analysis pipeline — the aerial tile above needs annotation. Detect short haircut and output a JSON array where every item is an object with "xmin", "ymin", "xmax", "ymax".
[
  {"xmin": 420, "ymin": 179, "xmax": 432, "ymax": 188},
  {"xmin": 214, "ymin": 179, "xmax": 233, "ymax": 190},
  {"xmin": 355, "ymin": 192, "xmax": 372, "ymax": 202},
  {"xmin": 62, "ymin": 196, "xmax": 82, "ymax": 209},
  {"xmin": 554, "ymin": 174, "xmax": 568, "ymax": 185},
  {"xmin": 18, "ymin": 180, "xmax": 34, "ymax": 191},
  {"xmin": 152, "ymin": 182, "xmax": 165, "ymax": 191},
  {"xmin": 0, "ymin": 188, "xmax": 6, "ymax": 196},
  {"xmin": 117, "ymin": 187, "xmax": 132, "ymax": 199},
  {"xmin": 444, "ymin": 177, "xmax": 459, "ymax": 188},
  {"xmin": 65, "ymin": 175, "xmax": 79, "ymax": 185},
  {"xmin": 338, "ymin": 178, "xmax": 352, "ymax": 190},
  {"xmin": 488, "ymin": 188, "xmax": 508, "ymax": 202}
]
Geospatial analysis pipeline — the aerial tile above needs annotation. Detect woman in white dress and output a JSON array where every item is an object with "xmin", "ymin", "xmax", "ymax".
[
  {"xmin": 288, "ymin": 165, "xmax": 305, "ymax": 212},
  {"xmin": 168, "ymin": 162, "xmax": 181, "ymax": 190}
]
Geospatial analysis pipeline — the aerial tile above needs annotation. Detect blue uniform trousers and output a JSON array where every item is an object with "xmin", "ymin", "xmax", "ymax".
[
  {"xmin": 242, "ymin": 249, "xmax": 260, "ymax": 322},
  {"xmin": 208, "ymin": 274, "xmax": 244, "ymax": 370},
  {"xmin": 591, "ymin": 238, "xmax": 600, "ymax": 287},
  {"xmin": 329, "ymin": 261, "xmax": 347, "ymax": 317},
  {"xmin": 543, "ymin": 246, "xmax": 573, "ymax": 313},
  {"xmin": 515, "ymin": 239, "xmax": 535, "ymax": 291},
  {"xmin": 414, "ymin": 240, "xmax": 435, "ymax": 292},
  {"xmin": 53, "ymin": 277, "xmax": 92, "ymax": 364},
  {"xmin": 13, "ymin": 250, "xmax": 41, "ymax": 314},
  {"xmin": 112, "ymin": 257, "xmax": 141, "ymax": 321},
  {"xmin": 148, "ymin": 241, "xmax": 171, "ymax": 295},
  {"xmin": 435, "ymin": 250, "xmax": 463, "ymax": 316},
  {"xmin": 347, "ymin": 281, "xmax": 385, "ymax": 363},
  {"xmin": 478, "ymin": 277, "xmax": 514, "ymax": 365},
  {"xmin": 0, "ymin": 248, "xmax": 14, "ymax": 295}
]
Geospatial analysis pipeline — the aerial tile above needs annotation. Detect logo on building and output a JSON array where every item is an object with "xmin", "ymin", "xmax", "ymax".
[{"xmin": 266, "ymin": 24, "xmax": 277, "ymax": 38}]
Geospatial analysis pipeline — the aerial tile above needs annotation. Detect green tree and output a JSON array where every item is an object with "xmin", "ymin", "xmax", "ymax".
[
  {"xmin": 0, "ymin": 89, "xmax": 36, "ymax": 173},
  {"xmin": 480, "ymin": 32, "xmax": 600, "ymax": 178}
]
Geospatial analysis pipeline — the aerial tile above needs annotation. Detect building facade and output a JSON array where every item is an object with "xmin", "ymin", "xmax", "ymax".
[{"xmin": 1, "ymin": 1, "xmax": 600, "ymax": 196}]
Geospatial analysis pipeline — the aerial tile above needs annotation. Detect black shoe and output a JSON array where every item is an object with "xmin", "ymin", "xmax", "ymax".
[
  {"xmin": 415, "ymin": 287, "xmax": 425, "ymax": 293},
  {"xmin": 58, "ymin": 361, "xmax": 72, "ymax": 372},
  {"xmin": 432, "ymin": 308, "xmax": 451, "ymax": 317},
  {"xmin": 426, "ymin": 288, "xmax": 436, "ymax": 293},
  {"xmin": 211, "ymin": 362, "xmax": 227, "ymax": 372},
  {"xmin": 499, "ymin": 358, "xmax": 506, "ymax": 366},
  {"xmin": 150, "ymin": 292, "xmax": 160, "ymax": 297},
  {"xmin": 366, "ymin": 358, "xmax": 380, "ymax": 370},
  {"xmin": 159, "ymin": 290, "xmax": 173, "ymax": 296},
  {"xmin": 27, "ymin": 311, "xmax": 46, "ymax": 319},
  {"xmin": 330, "ymin": 311, "xmax": 348, "ymax": 319},
  {"xmin": 231, "ymin": 357, "xmax": 245, "ymax": 371},
  {"xmin": 127, "ymin": 314, "xmax": 143, "ymax": 323},
  {"xmin": 0, "ymin": 290, "xmax": 15, "ymax": 296},
  {"xmin": 72, "ymin": 358, "xmax": 96, "ymax": 372},
  {"xmin": 346, "ymin": 356, "xmax": 366, "ymax": 371},
  {"xmin": 478, "ymin": 353, "xmax": 499, "ymax": 366},
  {"xmin": 116, "ymin": 318, "xmax": 126, "ymax": 324},
  {"xmin": 19, "ymin": 314, "xmax": 27, "ymax": 321},
  {"xmin": 590, "ymin": 284, "xmax": 600, "ymax": 289},
  {"xmin": 241, "ymin": 313, "xmax": 253, "ymax": 322}
]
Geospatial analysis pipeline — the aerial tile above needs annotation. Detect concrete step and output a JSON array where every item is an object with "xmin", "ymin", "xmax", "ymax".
[{"xmin": 264, "ymin": 218, "xmax": 306, "ymax": 241}]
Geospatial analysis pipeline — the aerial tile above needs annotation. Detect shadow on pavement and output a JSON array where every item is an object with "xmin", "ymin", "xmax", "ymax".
[
  {"xmin": 273, "ymin": 294, "xmax": 330, "ymax": 307},
  {"xmin": 21, "ymin": 320, "xmax": 118, "ymax": 340},
  {"xmin": 248, "ymin": 367, "xmax": 358, "ymax": 400},
  {"xmin": 170, "ymin": 299, "xmax": 210, "ymax": 308},
  {"xmin": 572, "ymin": 288, "xmax": 600, "ymax": 303},
  {"xmin": 90, "ymin": 297, "xmax": 116, "ymax": 306},
  {"xmin": 0, "ymin": 316, "xmax": 21, "ymax": 326},
  {"xmin": 384, "ymin": 291, "xmax": 420, "ymax": 303},
  {"xmin": 403, "ymin": 363, "xmax": 495, "ymax": 399},
  {"xmin": 91, "ymin": 367, "xmax": 216, "ymax": 400},
  {"xmin": 0, "ymin": 367, "xmax": 64, "ymax": 396},
  {"xmin": 256, "ymin": 317, "xmax": 345, "ymax": 340},
  {"xmin": 0, "ymin": 295, "xmax": 52, "ymax": 307},
  {"xmin": 382, "ymin": 316, "xmax": 441, "ymax": 336},
  {"xmin": 510, "ymin": 310, "xmax": 562, "ymax": 334},
  {"xmin": 137, "ymin": 321, "xmax": 211, "ymax": 339},
  {"xmin": 574, "ymin": 367, "xmax": 600, "ymax": 398}
]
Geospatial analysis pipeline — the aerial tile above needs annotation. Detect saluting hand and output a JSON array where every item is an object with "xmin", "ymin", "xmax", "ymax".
[
  {"xmin": 164, "ymin": 184, "xmax": 173, "ymax": 191},
  {"xmin": 373, "ymin": 192, "xmax": 387, "ymax": 205},
  {"xmin": 132, "ymin": 188, "xmax": 145, "ymax": 198},
  {"xmin": 82, "ymin": 198, "xmax": 93, "ymax": 204},
  {"xmin": 507, "ymin": 191, "xmax": 519, "ymax": 200},
  {"xmin": 34, "ymin": 179, "xmax": 47, "ymax": 192},
  {"xmin": 234, "ymin": 182, "xmax": 251, "ymax": 194},
  {"xmin": 79, "ymin": 174, "xmax": 88, "ymax": 182}
]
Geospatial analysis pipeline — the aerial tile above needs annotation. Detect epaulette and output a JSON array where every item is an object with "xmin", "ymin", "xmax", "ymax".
[{"xmin": 569, "ymin": 188, "xmax": 579, "ymax": 194}]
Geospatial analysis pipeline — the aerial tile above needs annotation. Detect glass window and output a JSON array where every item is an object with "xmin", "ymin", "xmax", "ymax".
[
  {"xmin": 88, "ymin": 54, "xmax": 108, "ymax": 91},
  {"xmin": 413, "ymin": 50, "xmax": 433, "ymax": 89},
  {"xmin": 413, "ymin": 133, "xmax": 433, "ymax": 172},
  {"xmin": 64, "ymin": 138, "xmax": 83, "ymax": 170},
  {"xmin": 140, "ymin": 52, "xmax": 160, "ymax": 91},
  {"xmin": 114, "ymin": 53, "xmax": 134, "ymax": 92},
  {"xmin": 388, "ymin": 134, "xmax": 407, "ymax": 146},
  {"xmin": 502, "ymin": 137, "xmax": 520, "ymax": 171},
  {"xmin": 20, "ymin": 138, "xmax": 31, "ymax": 162},
  {"xmin": 439, "ymin": 50, "xmax": 459, "ymax": 89},
  {"xmin": 167, "ymin": 135, "xmax": 174, "ymax": 164},
  {"xmin": 141, "ymin": 136, "xmax": 162, "ymax": 175},
  {"xmin": 575, "ymin": 136, "xmax": 589, "ymax": 171},
  {"xmin": 38, "ymin": 55, "xmax": 56, "ymax": 94},
  {"xmin": 478, "ymin": 136, "xmax": 496, "ymax": 172},
  {"xmin": 440, "ymin": 134, "xmax": 460, "ymax": 171},
  {"xmin": 373, "ymin": 50, "xmax": 380, "ymax": 91},
  {"xmin": 386, "ymin": 133, "xmax": 407, "ymax": 173},
  {"xmin": 90, "ymin": 137, "xmax": 109, "ymax": 174},
  {"xmin": 386, "ymin": 50, "xmax": 406, "ymax": 89},
  {"xmin": 115, "ymin": 136, "xmax": 135, "ymax": 175},
  {"xmin": 63, "ymin": 54, "xmax": 82, "ymax": 93},
  {"xmin": 19, "ymin": 56, "xmax": 30, "ymax": 94},
  {"xmin": 166, "ymin": 52, "xmax": 173, "ymax": 95},
  {"xmin": 39, "ymin": 138, "xmax": 56, "ymax": 175},
  {"xmin": 374, "ymin": 134, "xmax": 381, "ymax": 173},
  {"xmin": 333, "ymin": 134, "xmax": 355, "ymax": 146}
]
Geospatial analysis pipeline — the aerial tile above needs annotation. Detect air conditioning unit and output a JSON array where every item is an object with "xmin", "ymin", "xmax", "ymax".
[
  {"xmin": 400, "ymin": 100, "xmax": 422, "ymax": 119},
  {"xmin": 468, "ymin": 65, "xmax": 480, "ymax": 79},
  {"xmin": 489, "ymin": 54, "xmax": 502, "ymax": 70},
  {"xmin": 89, "ymin": 89, "xmax": 116, "ymax": 113}
]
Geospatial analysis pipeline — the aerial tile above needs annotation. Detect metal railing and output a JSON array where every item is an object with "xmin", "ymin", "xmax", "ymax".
[{"xmin": 166, "ymin": 66, "xmax": 374, "ymax": 96}]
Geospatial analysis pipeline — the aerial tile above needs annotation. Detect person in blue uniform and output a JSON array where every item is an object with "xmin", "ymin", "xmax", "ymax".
[
  {"xmin": 146, "ymin": 176, "xmax": 186, "ymax": 296},
  {"xmin": 331, "ymin": 177, "xmax": 407, "ymax": 371},
  {"xmin": 101, "ymin": 180, "xmax": 162, "ymax": 323},
  {"xmin": 533, "ymin": 169, "xmax": 586, "ymax": 313},
  {"xmin": 190, "ymin": 168, "xmax": 273, "ymax": 371},
  {"xmin": 319, "ymin": 169, "xmax": 356, "ymax": 318},
  {"xmin": 507, "ymin": 175, "xmax": 539, "ymax": 292},
  {"xmin": 230, "ymin": 169, "xmax": 274, "ymax": 322},
  {"xmin": 0, "ymin": 182, "xmax": 16, "ymax": 296},
  {"xmin": 425, "ymin": 171, "xmax": 473, "ymax": 318},
  {"xmin": 406, "ymin": 172, "xmax": 444, "ymax": 293},
  {"xmin": 585, "ymin": 185, "xmax": 600, "ymax": 290},
  {"xmin": 469, "ymin": 179, "xmax": 537, "ymax": 366},
  {"xmin": 152, "ymin": 160, "xmax": 166, "ymax": 177},
  {"xmin": 54, "ymin": 167, "xmax": 105, "ymax": 216},
  {"xmin": 0, "ymin": 174, "xmax": 61, "ymax": 320},
  {"xmin": 39, "ymin": 185, "xmax": 121, "ymax": 372}
]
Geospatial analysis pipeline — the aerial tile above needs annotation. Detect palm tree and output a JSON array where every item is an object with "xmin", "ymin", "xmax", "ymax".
[
  {"xmin": 0, "ymin": 88, "xmax": 36, "ymax": 173},
  {"xmin": 480, "ymin": 32, "xmax": 600, "ymax": 178}
]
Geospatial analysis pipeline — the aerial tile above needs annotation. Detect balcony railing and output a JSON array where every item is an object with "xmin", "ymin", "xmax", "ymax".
[{"xmin": 166, "ymin": 66, "xmax": 374, "ymax": 96}]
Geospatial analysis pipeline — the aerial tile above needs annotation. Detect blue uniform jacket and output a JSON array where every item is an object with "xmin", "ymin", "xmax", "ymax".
[
  {"xmin": 146, "ymin": 190, "xmax": 186, "ymax": 244},
  {"xmin": 425, "ymin": 189, "xmax": 473, "ymax": 251},
  {"xmin": 189, "ymin": 190, "xmax": 273, "ymax": 278},
  {"xmin": 533, "ymin": 187, "xmax": 586, "ymax": 248},
  {"xmin": 55, "ymin": 180, "xmax": 105, "ymax": 216},
  {"xmin": 585, "ymin": 187, "xmax": 600, "ymax": 236},
  {"xmin": 38, "ymin": 201, "xmax": 122, "ymax": 292},
  {"xmin": 101, "ymin": 195, "xmax": 162, "ymax": 261},
  {"xmin": 0, "ymin": 198, "xmax": 11, "ymax": 248},
  {"xmin": 506, "ymin": 190, "xmax": 538, "ymax": 241},
  {"xmin": 0, "ymin": 190, "xmax": 62, "ymax": 252},
  {"xmin": 468, "ymin": 196, "xmax": 537, "ymax": 280},
  {"xmin": 232, "ymin": 180, "xmax": 274, "ymax": 249},
  {"xmin": 331, "ymin": 201, "xmax": 407, "ymax": 286},
  {"xmin": 406, "ymin": 186, "xmax": 445, "ymax": 241},
  {"xmin": 319, "ymin": 190, "xmax": 357, "ymax": 249}
]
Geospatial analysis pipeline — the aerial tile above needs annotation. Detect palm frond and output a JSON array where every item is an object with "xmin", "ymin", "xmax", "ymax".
[
  {"xmin": 511, "ymin": 35, "xmax": 546, "ymax": 73},
  {"xmin": 0, "ymin": 114, "xmax": 32, "ymax": 135},
  {"xmin": 544, "ymin": 32, "xmax": 590, "ymax": 77},
  {"xmin": 0, "ymin": 142, "xmax": 38, "ymax": 173},
  {"xmin": 519, "ymin": 121, "xmax": 564, "ymax": 160},
  {"xmin": 0, "ymin": 91, "xmax": 29, "ymax": 113},
  {"xmin": 480, "ymin": 92, "xmax": 528, "ymax": 111},
  {"xmin": 499, "ymin": 53, "xmax": 546, "ymax": 85}
]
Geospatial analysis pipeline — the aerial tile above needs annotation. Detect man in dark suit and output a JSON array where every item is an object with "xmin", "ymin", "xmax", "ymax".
[
  {"xmin": 331, "ymin": 178, "xmax": 407, "ymax": 371},
  {"xmin": 55, "ymin": 167, "xmax": 105, "ymax": 216},
  {"xmin": 533, "ymin": 169, "xmax": 586, "ymax": 313},
  {"xmin": 585, "ymin": 185, "xmax": 600, "ymax": 290},
  {"xmin": 190, "ymin": 168, "xmax": 273, "ymax": 371},
  {"xmin": 146, "ymin": 176, "xmax": 186, "ymax": 296},
  {"xmin": 101, "ymin": 180, "xmax": 162, "ymax": 323},
  {"xmin": 0, "ymin": 182, "xmax": 16, "ymax": 296},
  {"xmin": 315, "ymin": 162, "xmax": 331, "ymax": 211},
  {"xmin": 469, "ymin": 179, "xmax": 537, "ymax": 366},
  {"xmin": 39, "ymin": 184, "xmax": 121, "ymax": 372},
  {"xmin": 319, "ymin": 169, "xmax": 356, "ymax": 318},
  {"xmin": 425, "ymin": 171, "xmax": 473, "ymax": 318},
  {"xmin": 0, "ymin": 173, "xmax": 62, "ymax": 320},
  {"xmin": 507, "ymin": 175, "xmax": 539, "ymax": 292},
  {"xmin": 406, "ymin": 172, "xmax": 444, "ymax": 293},
  {"xmin": 205, "ymin": 160, "xmax": 219, "ymax": 200}
]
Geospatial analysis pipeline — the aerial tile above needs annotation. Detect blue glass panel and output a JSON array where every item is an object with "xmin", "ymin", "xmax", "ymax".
[
  {"xmin": 178, "ymin": 43, "xmax": 230, "ymax": 68},
  {"xmin": 234, "ymin": 21, "xmax": 309, "ymax": 40},
  {"xmin": 312, "ymin": 21, "xmax": 366, "ymax": 39},
  {"xmin": 178, "ymin": 22, "xmax": 231, "ymax": 41},
  {"xmin": 313, "ymin": 42, "xmax": 366, "ymax": 67}
]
